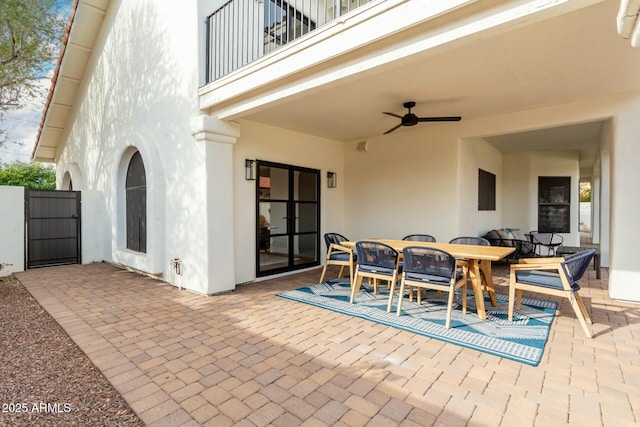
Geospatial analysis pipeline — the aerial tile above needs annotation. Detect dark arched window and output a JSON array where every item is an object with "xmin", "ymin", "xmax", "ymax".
[{"xmin": 126, "ymin": 151, "xmax": 147, "ymax": 253}]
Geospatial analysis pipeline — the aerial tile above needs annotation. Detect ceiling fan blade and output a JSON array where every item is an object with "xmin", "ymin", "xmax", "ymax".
[
  {"xmin": 384, "ymin": 123, "xmax": 403, "ymax": 134},
  {"xmin": 417, "ymin": 116, "xmax": 462, "ymax": 122},
  {"xmin": 383, "ymin": 112, "xmax": 403, "ymax": 119}
]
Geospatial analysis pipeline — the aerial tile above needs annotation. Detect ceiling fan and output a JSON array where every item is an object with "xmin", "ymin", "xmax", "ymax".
[{"xmin": 382, "ymin": 101, "xmax": 461, "ymax": 134}]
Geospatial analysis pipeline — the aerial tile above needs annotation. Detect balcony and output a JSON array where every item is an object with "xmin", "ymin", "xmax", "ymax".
[{"xmin": 205, "ymin": 0, "xmax": 372, "ymax": 83}]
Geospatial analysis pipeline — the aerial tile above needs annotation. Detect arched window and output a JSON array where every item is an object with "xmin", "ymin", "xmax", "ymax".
[
  {"xmin": 126, "ymin": 151, "xmax": 147, "ymax": 253},
  {"xmin": 62, "ymin": 171, "xmax": 73, "ymax": 190}
]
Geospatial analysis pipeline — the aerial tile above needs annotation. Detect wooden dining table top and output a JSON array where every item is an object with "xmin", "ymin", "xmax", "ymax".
[{"xmin": 341, "ymin": 239, "xmax": 515, "ymax": 261}]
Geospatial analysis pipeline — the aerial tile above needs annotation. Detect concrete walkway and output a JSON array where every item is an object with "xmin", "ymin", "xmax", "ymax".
[{"xmin": 15, "ymin": 262, "xmax": 640, "ymax": 426}]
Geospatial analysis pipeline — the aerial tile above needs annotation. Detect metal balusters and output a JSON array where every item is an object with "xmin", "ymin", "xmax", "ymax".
[{"xmin": 206, "ymin": 0, "xmax": 371, "ymax": 83}]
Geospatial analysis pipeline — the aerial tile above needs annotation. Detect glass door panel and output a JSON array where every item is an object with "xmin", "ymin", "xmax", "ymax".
[
  {"xmin": 294, "ymin": 170, "xmax": 318, "ymax": 201},
  {"xmin": 293, "ymin": 234, "xmax": 318, "ymax": 266},
  {"xmin": 295, "ymin": 203, "xmax": 317, "ymax": 233},
  {"xmin": 260, "ymin": 236, "xmax": 289, "ymax": 272},
  {"xmin": 256, "ymin": 161, "xmax": 320, "ymax": 276}
]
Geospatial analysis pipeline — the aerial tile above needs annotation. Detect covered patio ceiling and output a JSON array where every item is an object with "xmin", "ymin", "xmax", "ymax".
[{"xmin": 235, "ymin": 0, "xmax": 639, "ymax": 177}]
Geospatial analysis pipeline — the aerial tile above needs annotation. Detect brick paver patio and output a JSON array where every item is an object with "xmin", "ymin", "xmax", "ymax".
[{"xmin": 15, "ymin": 261, "xmax": 640, "ymax": 426}]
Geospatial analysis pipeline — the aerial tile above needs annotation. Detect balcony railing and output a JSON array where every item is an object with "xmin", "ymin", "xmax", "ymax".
[{"xmin": 206, "ymin": 0, "xmax": 372, "ymax": 83}]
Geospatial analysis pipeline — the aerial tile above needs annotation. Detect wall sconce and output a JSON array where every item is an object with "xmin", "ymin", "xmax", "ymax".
[
  {"xmin": 327, "ymin": 171, "xmax": 337, "ymax": 188},
  {"xmin": 245, "ymin": 159, "xmax": 256, "ymax": 180}
]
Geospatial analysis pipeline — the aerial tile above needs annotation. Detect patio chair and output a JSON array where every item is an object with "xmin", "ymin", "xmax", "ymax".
[
  {"xmin": 350, "ymin": 241, "xmax": 400, "ymax": 313},
  {"xmin": 529, "ymin": 231, "xmax": 563, "ymax": 256},
  {"xmin": 448, "ymin": 236, "xmax": 490, "ymax": 270},
  {"xmin": 402, "ymin": 234, "xmax": 436, "ymax": 242},
  {"xmin": 508, "ymin": 248, "xmax": 596, "ymax": 338},
  {"xmin": 449, "ymin": 236, "xmax": 490, "ymax": 294},
  {"xmin": 449, "ymin": 236, "xmax": 490, "ymax": 246},
  {"xmin": 319, "ymin": 233, "xmax": 355, "ymax": 284},
  {"xmin": 400, "ymin": 234, "xmax": 436, "ymax": 300},
  {"xmin": 397, "ymin": 247, "xmax": 467, "ymax": 328}
]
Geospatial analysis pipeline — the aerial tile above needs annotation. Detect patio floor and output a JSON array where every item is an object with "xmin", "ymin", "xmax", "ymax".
[{"xmin": 15, "ymin": 261, "xmax": 640, "ymax": 426}]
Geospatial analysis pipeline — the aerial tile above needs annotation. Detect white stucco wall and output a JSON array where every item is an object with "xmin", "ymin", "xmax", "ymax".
[
  {"xmin": 343, "ymin": 126, "xmax": 461, "ymax": 243},
  {"xmin": 0, "ymin": 186, "xmax": 24, "ymax": 275},
  {"xmin": 342, "ymin": 116, "xmax": 582, "ymax": 246},
  {"xmin": 234, "ymin": 120, "xmax": 345, "ymax": 285},
  {"xmin": 501, "ymin": 150, "xmax": 581, "ymax": 247},
  {"xmin": 55, "ymin": 0, "xmax": 213, "ymax": 293},
  {"xmin": 80, "ymin": 190, "xmax": 109, "ymax": 265},
  {"xmin": 609, "ymin": 97, "xmax": 640, "ymax": 302},
  {"xmin": 458, "ymin": 138, "xmax": 503, "ymax": 237}
]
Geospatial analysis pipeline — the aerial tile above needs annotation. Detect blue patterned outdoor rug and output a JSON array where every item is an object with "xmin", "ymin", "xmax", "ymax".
[{"xmin": 277, "ymin": 278, "xmax": 557, "ymax": 366}]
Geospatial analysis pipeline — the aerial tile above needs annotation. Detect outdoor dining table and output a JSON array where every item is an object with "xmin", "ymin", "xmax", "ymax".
[{"xmin": 342, "ymin": 239, "xmax": 515, "ymax": 321}]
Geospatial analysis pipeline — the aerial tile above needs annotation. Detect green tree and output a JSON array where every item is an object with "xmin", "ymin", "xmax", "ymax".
[
  {"xmin": 1, "ymin": 0, "xmax": 68, "ymax": 145},
  {"xmin": 579, "ymin": 182, "xmax": 591, "ymax": 202},
  {"xmin": 0, "ymin": 160, "xmax": 55, "ymax": 189}
]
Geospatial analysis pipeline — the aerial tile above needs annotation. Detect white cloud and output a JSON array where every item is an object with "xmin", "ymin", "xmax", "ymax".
[{"xmin": 0, "ymin": 78, "xmax": 51, "ymax": 165}]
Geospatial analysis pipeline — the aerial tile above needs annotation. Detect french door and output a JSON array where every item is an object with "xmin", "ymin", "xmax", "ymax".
[{"xmin": 256, "ymin": 161, "xmax": 320, "ymax": 276}]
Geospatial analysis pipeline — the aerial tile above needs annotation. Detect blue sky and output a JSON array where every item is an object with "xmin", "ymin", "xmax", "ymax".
[{"xmin": 0, "ymin": 0, "xmax": 73, "ymax": 165}]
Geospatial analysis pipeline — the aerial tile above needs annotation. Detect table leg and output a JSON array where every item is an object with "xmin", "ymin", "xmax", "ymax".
[
  {"xmin": 479, "ymin": 260, "xmax": 498, "ymax": 307},
  {"xmin": 468, "ymin": 259, "xmax": 487, "ymax": 320}
]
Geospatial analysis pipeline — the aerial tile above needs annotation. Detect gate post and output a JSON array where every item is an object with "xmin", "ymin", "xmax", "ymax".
[{"xmin": 0, "ymin": 186, "xmax": 25, "ymax": 274}]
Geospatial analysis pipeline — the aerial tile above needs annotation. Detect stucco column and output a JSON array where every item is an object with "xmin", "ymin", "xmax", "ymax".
[
  {"xmin": 191, "ymin": 115, "xmax": 240, "ymax": 294},
  {"xmin": 609, "ymin": 100, "xmax": 640, "ymax": 302}
]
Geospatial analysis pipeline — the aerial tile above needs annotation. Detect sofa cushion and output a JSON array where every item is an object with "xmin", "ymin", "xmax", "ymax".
[
  {"xmin": 508, "ymin": 228, "xmax": 527, "ymax": 241},
  {"xmin": 497, "ymin": 229, "xmax": 514, "ymax": 246},
  {"xmin": 484, "ymin": 229, "xmax": 501, "ymax": 242}
]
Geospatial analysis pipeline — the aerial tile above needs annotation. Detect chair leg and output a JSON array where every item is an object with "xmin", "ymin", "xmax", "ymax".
[
  {"xmin": 574, "ymin": 291, "xmax": 592, "ymax": 324},
  {"xmin": 396, "ymin": 280, "xmax": 408, "ymax": 316},
  {"xmin": 319, "ymin": 263, "xmax": 329, "ymax": 283},
  {"xmin": 350, "ymin": 274, "xmax": 364, "ymax": 304},
  {"xmin": 568, "ymin": 291, "xmax": 592, "ymax": 338},
  {"xmin": 387, "ymin": 273, "xmax": 397, "ymax": 313},
  {"xmin": 338, "ymin": 266, "xmax": 345, "ymax": 279},
  {"xmin": 461, "ymin": 282, "xmax": 468, "ymax": 315},
  {"xmin": 445, "ymin": 287, "xmax": 455, "ymax": 329},
  {"xmin": 349, "ymin": 257, "xmax": 355, "ymax": 288}
]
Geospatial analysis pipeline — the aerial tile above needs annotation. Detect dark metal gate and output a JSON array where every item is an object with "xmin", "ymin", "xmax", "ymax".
[{"xmin": 25, "ymin": 189, "xmax": 81, "ymax": 269}]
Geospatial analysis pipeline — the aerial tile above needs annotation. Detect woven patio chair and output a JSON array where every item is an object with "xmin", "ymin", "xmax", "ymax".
[
  {"xmin": 529, "ymin": 231, "xmax": 563, "ymax": 256},
  {"xmin": 319, "ymin": 233, "xmax": 355, "ymax": 284},
  {"xmin": 397, "ymin": 246, "xmax": 467, "ymax": 328},
  {"xmin": 508, "ymin": 248, "xmax": 596, "ymax": 338},
  {"xmin": 350, "ymin": 241, "xmax": 400, "ymax": 313},
  {"xmin": 402, "ymin": 234, "xmax": 437, "ymax": 242}
]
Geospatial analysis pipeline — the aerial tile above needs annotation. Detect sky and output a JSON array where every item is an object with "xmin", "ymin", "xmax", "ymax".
[
  {"xmin": 0, "ymin": 0, "xmax": 73, "ymax": 165},
  {"xmin": 0, "ymin": 79, "xmax": 52, "ymax": 164}
]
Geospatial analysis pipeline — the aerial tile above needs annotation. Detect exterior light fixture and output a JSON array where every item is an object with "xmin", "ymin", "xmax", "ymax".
[
  {"xmin": 327, "ymin": 171, "xmax": 337, "ymax": 188},
  {"xmin": 245, "ymin": 159, "xmax": 256, "ymax": 180}
]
